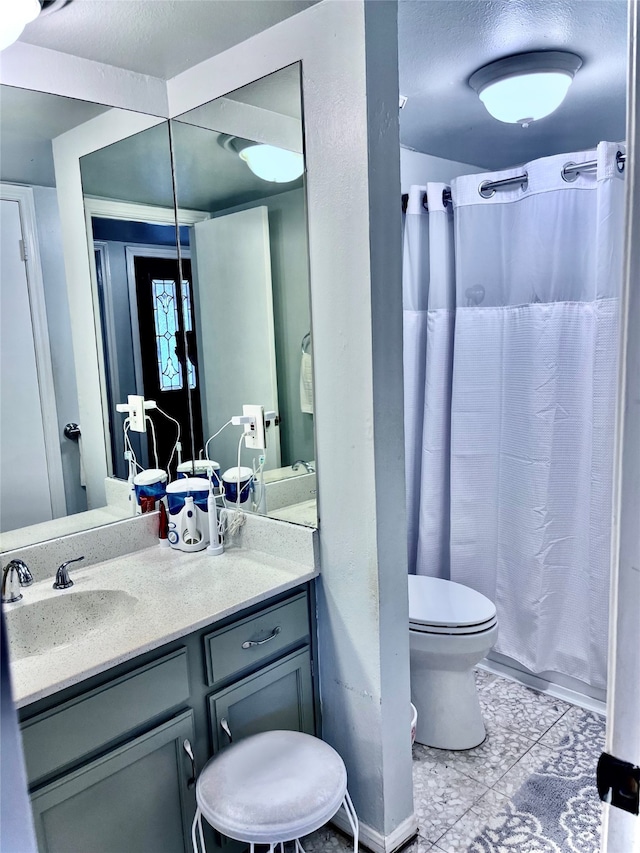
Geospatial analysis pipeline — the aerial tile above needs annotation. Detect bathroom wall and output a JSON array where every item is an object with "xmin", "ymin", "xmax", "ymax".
[
  {"xmin": 211, "ymin": 188, "xmax": 314, "ymax": 467},
  {"xmin": 400, "ymin": 146, "xmax": 483, "ymax": 190}
]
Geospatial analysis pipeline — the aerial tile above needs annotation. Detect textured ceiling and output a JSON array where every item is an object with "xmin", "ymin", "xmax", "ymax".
[
  {"xmin": 11, "ymin": 0, "xmax": 630, "ymax": 174},
  {"xmin": 20, "ymin": 0, "xmax": 319, "ymax": 80},
  {"xmin": 398, "ymin": 0, "xmax": 628, "ymax": 168}
]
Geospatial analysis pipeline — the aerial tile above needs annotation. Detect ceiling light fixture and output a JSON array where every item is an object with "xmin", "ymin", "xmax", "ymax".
[
  {"xmin": 1, "ymin": 0, "xmax": 71, "ymax": 52},
  {"xmin": 469, "ymin": 51, "xmax": 582, "ymax": 128},
  {"xmin": 218, "ymin": 135, "xmax": 303, "ymax": 184}
]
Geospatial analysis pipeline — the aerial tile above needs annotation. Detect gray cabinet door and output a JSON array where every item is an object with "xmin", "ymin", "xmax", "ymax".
[
  {"xmin": 30, "ymin": 710, "xmax": 196, "ymax": 853},
  {"xmin": 209, "ymin": 647, "xmax": 314, "ymax": 751}
]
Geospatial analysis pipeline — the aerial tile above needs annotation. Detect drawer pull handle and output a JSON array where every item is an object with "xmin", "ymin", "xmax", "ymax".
[
  {"xmin": 183, "ymin": 739, "xmax": 196, "ymax": 788},
  {"xmin": 241, "ymin": 626, "xmax": 281, "ymax": 649},
  {"xmin": 220, "ymin": 717, "xmax": 233, "ymax": 742}
]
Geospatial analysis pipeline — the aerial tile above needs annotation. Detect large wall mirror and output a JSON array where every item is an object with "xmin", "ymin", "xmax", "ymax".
[
  {"xmin": 0, "ymin": 87, "xmax": 164, "ymax": 550},
  {"xmin": 0, "ymin": 63, "xmax": 316, "ymax": 553},
  {"xmin": 169, "ymin": 63, "xmax": 316, "ymax": 526}
]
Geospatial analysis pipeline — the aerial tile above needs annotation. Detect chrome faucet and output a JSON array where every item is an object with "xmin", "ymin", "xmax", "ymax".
[
  {"xmin": 1, "ymin": 560, "xmax": 34, "ymax": 604},
  {"xmin": 291, "ymin": 460, "xmax": 315, "ymax": 473},
  {"xmin": 53, "ymin": 556, "xmax": 85, "ymax": 590}
]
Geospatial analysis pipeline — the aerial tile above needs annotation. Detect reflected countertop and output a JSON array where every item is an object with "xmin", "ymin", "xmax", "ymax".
[{"xmin": 5, "ymin": 541, "xmax": 318, "ymax": 708}]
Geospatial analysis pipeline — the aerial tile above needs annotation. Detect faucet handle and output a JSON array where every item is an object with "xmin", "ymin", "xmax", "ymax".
[{"xmin": 53, "ymin": 556, "xmax": 85, "ymax": 590}]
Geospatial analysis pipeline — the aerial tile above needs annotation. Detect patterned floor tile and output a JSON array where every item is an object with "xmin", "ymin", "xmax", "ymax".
[
  {"xmin": 413, "ymin": 757, "xmax": 489, "ymax": 843},
  {"xmin": 474, "ymin": 667, "xmax": 498, "ymax": 692},
  {"xmin": 493, "ymin": 743, "xmax": 556, "ymax": 797},
  {"xmin": 479, "ymin": 677, "xmax": 571, "ymax": 740},
  {"xmin": 400, "ymin": 832, "xmax": 438, "ymax": 852},
  {"xmin": 301, "ymin": 826, "xmax": 354, "ymax": 851},
  {"xmin": 415, "ymin": 722, "xmax": 534, "ymax": 786},
  {"xmin": 432, "ymin": 790, "xmax": 511, "ymax": 853}
]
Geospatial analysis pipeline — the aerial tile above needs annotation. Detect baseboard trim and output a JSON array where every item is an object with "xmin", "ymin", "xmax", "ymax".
[
  {"xmin": 331, "ymin": 809, "xmax": 418, "ymax": 852},
  {"xmin": 479, "ymin": 655, "xmax": 607, "ymax": 716}
]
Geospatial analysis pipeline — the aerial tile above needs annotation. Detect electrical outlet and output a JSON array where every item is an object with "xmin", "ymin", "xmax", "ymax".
[
  {"xmin": 128, "ymin": 395, "xmax": 146, "ymax": 433},
  {"xmin": 242, "ymin": 404, "xmax": 266, "ymax": 450}
]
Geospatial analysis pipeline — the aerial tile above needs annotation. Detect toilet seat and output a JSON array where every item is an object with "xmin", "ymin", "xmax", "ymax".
[{"xmin": 409, "ymin": 575, "xmax": 497, "ymax": 636}]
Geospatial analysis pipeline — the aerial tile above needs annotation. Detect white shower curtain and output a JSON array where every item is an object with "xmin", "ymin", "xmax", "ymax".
[{"xmin": 403, "ymin": 143, "xmax": 624, "ymax": 689}]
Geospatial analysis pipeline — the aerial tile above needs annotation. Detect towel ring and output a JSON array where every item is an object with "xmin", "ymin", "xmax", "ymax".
[{"xmin": 301, "ymin": 332, "xmax": 311, "ymax": 354}]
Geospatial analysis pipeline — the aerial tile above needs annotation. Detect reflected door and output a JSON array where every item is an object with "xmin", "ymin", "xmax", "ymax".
[
  {"xmin": 191, "ymin": 207, "xmax": 281, "ymax": 473},
  {"xmin": 133, "ymin": 256, "xmax": 203, "ymax": 473},
  {"xmin": 0, "ymin": 199, "xmax": 54, "ymax": 531}
]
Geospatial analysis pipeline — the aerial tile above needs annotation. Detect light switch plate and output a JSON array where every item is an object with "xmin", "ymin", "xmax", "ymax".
[{"xmin": 128, "ymin": 395, "xmax": 146, "ymax": 433}]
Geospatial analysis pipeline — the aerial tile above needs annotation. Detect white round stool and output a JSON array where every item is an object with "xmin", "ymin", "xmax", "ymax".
[{"xmin": 191, "ymin": 730, "xmax": 359, "ymax": 853}]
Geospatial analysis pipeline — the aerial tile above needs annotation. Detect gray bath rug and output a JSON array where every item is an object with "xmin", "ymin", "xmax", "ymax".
[{"xmin": 468, "ymin": 709, "xmax": 605, "ymax": 852}]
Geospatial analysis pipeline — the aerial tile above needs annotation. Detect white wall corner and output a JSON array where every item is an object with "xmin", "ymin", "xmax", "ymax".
[{"xmin": 0, "ymin": 42, "xmax": 169, "ymax": 116}]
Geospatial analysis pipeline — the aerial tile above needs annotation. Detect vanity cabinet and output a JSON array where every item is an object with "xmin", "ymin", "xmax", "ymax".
[
  {"xmin": 30, "ymin": 711, "xmax": 196, "ymax": 853},
  {"xmin": 19, "ymin": 584, "xmax": 316, "ymax": 853}
]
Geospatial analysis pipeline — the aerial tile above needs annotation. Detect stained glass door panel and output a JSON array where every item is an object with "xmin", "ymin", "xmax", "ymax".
[{"xmin": 134, "ymin": 256, "xmax": 203, "ymax": 473}]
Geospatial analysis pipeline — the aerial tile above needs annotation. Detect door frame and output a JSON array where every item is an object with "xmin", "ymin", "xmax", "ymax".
[
  {"xmin": 602, "ymin": 1, "xmax": 640, "ymax": 849},
  {"xmin": 0, "ymin": 183, "xmax": 66, "ymax": 519},
  {"xmin": 83, "ymin": 198, "xmax": 208, "ymax": 476}
]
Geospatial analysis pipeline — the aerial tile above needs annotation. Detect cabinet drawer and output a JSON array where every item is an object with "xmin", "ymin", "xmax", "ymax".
[
  {"xmin": 204, "ymin": 592, "xmax": 309, "ymax": 686},
  {"xmin": 22, "ymin": 649, "xmax": 190, "ymax": 786}
]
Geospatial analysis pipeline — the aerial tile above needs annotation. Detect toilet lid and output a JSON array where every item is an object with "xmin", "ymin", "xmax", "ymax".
[{"xmin": 408, "ymin": 575, "xmax": 496, "ymax": 629}]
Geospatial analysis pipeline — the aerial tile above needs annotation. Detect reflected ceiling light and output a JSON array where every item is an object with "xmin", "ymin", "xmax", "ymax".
[
  {"xmin": 239, "ymin": 145, "xmax": 303, "ymax": 183},
  {"xmin": 469, "ymin": 51, "xmax": 582, "ymax": 128},
  {"xmin": 1, "ymin": 0, "xmax": 71, "ymax": 51},
  {"xmin": 218, "ymin": 135, "xmax": 303, "ymax": 183}
]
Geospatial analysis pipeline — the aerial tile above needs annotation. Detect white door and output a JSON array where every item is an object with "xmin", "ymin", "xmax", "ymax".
[
  {"xmin": 0, "ymin": 195, "xmax": 62, "ymax": 532},
  {"xmin": 601, "ymin": 2, "xmax": 640, "ymax": 849},
  {"xmin": 191, "ymin": 207, "xmax": 281, "ymax": 471}
]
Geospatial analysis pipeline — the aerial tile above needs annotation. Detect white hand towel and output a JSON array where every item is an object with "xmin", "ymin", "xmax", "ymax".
[{"xmin": 300, "ymin": 351, "xmax": 313, "ymax": 414}]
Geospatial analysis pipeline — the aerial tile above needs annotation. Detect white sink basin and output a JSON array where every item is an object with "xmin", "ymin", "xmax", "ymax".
[{"xmin": 4, "ymin": 589, "xmax": 139, "ymax": 661}]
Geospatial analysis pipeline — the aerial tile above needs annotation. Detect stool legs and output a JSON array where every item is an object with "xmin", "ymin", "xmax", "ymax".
[
  {"xmin": 191, "ymin": 808, "xmax": 206, "ymax": 853},
  {"xmin": 343, "ymin": 790, "xmax": 359, "ymax": 849}
]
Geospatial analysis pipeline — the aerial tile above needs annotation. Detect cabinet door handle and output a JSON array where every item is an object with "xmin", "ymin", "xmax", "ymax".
[
  {"xmin": 220, "ymin": 718, "xmax": 233, "ymax": 742},
  {"xmin": 183, "ymin": 739, "xmax": 196, "ymax": 788},
  {"xmin": 241, "ymin": 625, "xmax": 281, "ymax": 649}
]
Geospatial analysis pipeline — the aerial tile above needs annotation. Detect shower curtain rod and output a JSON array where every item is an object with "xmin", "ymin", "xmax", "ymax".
[{"xmin": 401, "ymin": 151, "xmax": 626, "ymax": 213}]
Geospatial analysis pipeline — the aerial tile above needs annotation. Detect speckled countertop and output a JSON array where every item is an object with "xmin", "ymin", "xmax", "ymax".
[{"xmin": 5, "ymin": 542, "xmax": 318, "ymax": 709}]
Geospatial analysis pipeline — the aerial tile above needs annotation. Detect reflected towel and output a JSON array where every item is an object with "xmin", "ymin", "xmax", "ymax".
[{"xmin": 300, "ymin": 351, "xmax": 313, "ymax": 414}]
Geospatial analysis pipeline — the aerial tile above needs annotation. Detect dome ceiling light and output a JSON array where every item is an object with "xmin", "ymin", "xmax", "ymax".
[
  {"xmin": 218, "ymin": 135, "xmax": 303, "ymax": 184},
  {"xmin": 469, "ymin": 51, "xmax": 583, "ymax": 128},
  {"xmin": 1, "ymin": 0, "xmax": 71, "ymax": 51}
]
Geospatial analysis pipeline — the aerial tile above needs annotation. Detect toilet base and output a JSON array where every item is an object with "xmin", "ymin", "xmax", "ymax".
[{"xmin": 412, "ymin": 666, "xmax": 486, "ymax": 750}]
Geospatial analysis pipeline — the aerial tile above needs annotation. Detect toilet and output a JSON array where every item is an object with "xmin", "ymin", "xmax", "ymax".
[{"xmin": 408, "ymin": 575, "xmax": 498, "ymax": 750}]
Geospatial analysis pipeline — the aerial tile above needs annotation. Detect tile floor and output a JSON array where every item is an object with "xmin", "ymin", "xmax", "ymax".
[{"xmin": 302, "ymin": 669, "xmax": 606, "ymax": 852}]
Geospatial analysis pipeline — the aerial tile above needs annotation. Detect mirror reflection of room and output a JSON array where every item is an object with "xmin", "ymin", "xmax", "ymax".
[
  {"xmin": 79, "ymin": 64, "xmax": 317, "ymax": 529},
  {"xmin": 0, "ymin": 87, "xmax": 137, "ymax": 547}
]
